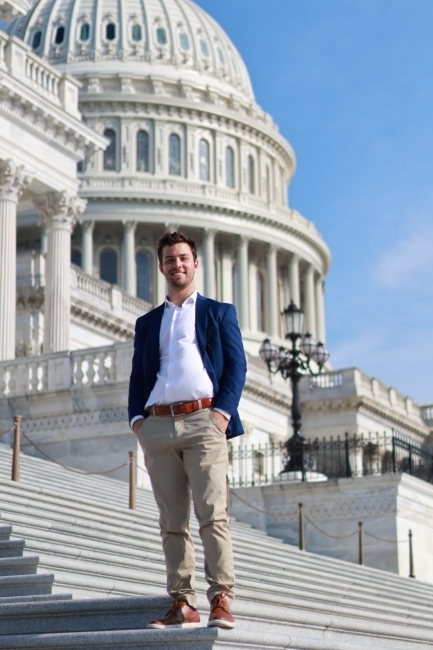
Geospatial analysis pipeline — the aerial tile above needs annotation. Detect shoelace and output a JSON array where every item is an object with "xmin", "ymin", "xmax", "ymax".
[{"xmin": 211, "ymin": 593, "xmax": 230, "ymax": 614}]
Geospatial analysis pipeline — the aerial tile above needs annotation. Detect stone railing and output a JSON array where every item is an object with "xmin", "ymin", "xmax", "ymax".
[
  {"xmin": 0, "ymin": 35, "xmax": 80, "ymax": 117},
  {"xmin": 309, "ymin": 372, "xmax": 343, "ymax": 389},
  {"xmin": 0, "ymin": 342, "xmax": 133, "ymax": 398}
]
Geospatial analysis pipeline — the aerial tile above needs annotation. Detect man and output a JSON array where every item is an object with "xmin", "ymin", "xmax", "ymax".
[{"xmin": 128, "ymin": 231, "xmax": 246, "ymax": 630}]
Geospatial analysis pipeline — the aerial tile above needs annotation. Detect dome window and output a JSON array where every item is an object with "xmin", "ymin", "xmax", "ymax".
[
  {"xmin": 199, "ymin": 39, "xmax": 209, "ymax": 57},
  {"xmin": 156, "ymin": 27, "xmax": 167, "ymax": 45},
  {"xmin": 132, "ymin": 24, "xmax": 142, "ymax": 42},
  {"xmin": 136, "ymin": 251, "xmax": 152, "ymax": 303},
  {"xmin": 179, "ymin": 32, "xmax": 190, "ymax": 50},
  {"xmin": 32, "ymin": 31, "xmax": 42, "ymax": 50},
  {"xmin": 100, "ymin": 249, "xmax": 118, "ymax": 285},
  {"xmin": 80, "ymin": 23, "xmax": 90, "ymax": 41},
  {"xmin": 103, "ymin": 129, "xmax": 116, "ymax": 171},
  {"xmin": 199, "ymin": 139, "xmax": 209, "ymax": 182},
  {"xmin": 217, "ymin": 48, "xmax": 225, "ymax": 65},
  {"xmin": 248, "ymin": 155, "xmax": 255, "ymax": 194},
  {"xmin": 169, "ymin": 133, "xmax": 181, "ymax": 176},
  {"xmin": 225, "ymin": 147, "xmax": 234, "ymax": 188},
  {"xmin": 136, "ymin": 130, "xmax": 149, "ymax": 172},
  {"xmin": 106, "ymin": 22, "xmax": 116, "ymax": 41},
  {"xmin": 230, "ymin": 57, "xmax": 237, "ymax": 74},
  {"xmin": 55, "ymin": 26, "xmax": 65, "ymax": 45}
]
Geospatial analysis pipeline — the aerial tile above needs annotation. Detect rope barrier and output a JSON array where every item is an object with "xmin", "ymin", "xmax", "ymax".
[
  {"xmin": 0, "ymin": 427, "xmax": 13, "ymax": 437},
  {"xmin": 21, "ymin": 431, "xmax": 128, "ymax": 476},
  {"xmin": 231, "ymin": 490, "xmax": 298, "ymax": 518},
  {"xmin": 136, "ymin": 464, "xmax": 149, "ymax": 475},
  {"xmin": 364, "ymin": 531, "xmax": 408, "ymax": 544},
  {"xmin": 303, "ymin": 513, "xmax": 358, "ymax": 540}
]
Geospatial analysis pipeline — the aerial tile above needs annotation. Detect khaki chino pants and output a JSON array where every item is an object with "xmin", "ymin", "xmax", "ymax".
[{"xmin": 137, "ymin": 408, "xmax": 235, "ymax": 608}]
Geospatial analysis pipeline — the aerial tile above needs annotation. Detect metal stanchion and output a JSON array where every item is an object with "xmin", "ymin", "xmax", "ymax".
[
  {"xmin": 299, "ymin": 503, "xmax": 305, "ymax": 551},
  {"xmin": 358, "ymin": 522, "xmax": 364, "ymax": 565},
  {"xmin": 11, "ymin": 416, "xmax": 21, "ymax": 482},
  {"xmin": 409, "ymin": 530, "xmax": 415, "ymax": 578},
  {"xmin": 129, "ymin": 451, "xmax": 136, "ymax": 510}
]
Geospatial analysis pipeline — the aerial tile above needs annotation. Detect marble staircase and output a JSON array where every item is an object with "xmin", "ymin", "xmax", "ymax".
[{"xmin": 0, "ymin": 442, "xmax": 432, "ymax": 649}]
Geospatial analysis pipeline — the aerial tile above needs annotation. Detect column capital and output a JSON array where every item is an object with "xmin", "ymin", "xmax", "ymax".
[
  {"xmin": 81, "ymin": 220, "xmax": 95, "ymax": 233},
  {"xmin": 33, "ymin": 191, "xmax": 86, "ymax": 232},
  {"xmin": 267, "ymin": 243, "xmax": 278, "ymax": 254},
  {"xmin": 164, "ymin": 222, "xmax": 179, "ymax": 233},
  {"xmin": 0, "ymin": 159, "xmax": 33, "ymax": 202},
  {"xmin": 204, "ymin": 228, "xmax": 217, "ymax": 238},
  {"xmin": 122, "ymin": 220, "xmax": 137, "ymax": 233},
  {"xmin": 291, "ymin": 253, "xmax": 300, "ymax": 263},
  {"xmin": 239, "ymin": 235, "xmax": 250, "ymax": 246}
]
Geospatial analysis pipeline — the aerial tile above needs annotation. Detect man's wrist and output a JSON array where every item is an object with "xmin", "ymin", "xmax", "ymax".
[
  {"xmin": 213, "ymin": 407, "xmax": 231, "ymax": 421},
  {"xmin": 130, "ymin": 415, "xmax": 145, "ymax": 431}
]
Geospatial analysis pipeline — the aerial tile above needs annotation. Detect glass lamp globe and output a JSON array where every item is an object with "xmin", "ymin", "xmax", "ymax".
[
  {"xmin": 275, "ymin": 346, "xmax": 290, "ymax": 370},
  {"xmin": 311, "ymin": 342, "xmax": 330, "ymax": 366},
  {"xmin": 259, "ymin": 339, "xmax": 278, "ymax": 363},
  {"xmin": 282, "ymin": 301, "xmax": 304, "ymax": 339},
  {"xmin": 300, "ymin": 333, "xmax": 317, "ymax": 358}
]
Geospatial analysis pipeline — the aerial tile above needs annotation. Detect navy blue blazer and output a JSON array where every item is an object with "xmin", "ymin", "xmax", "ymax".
[{"xmin": 128, "ymin": 294, "xmax": 247, "ymax": 439}]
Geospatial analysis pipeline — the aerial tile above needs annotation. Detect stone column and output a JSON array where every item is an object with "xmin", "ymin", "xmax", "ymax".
[
  {"xmin": 122, "ymin": 221, "xmax": 137, "ymax": 296},
  {"xmin": 289, "ymin": 254, "xmax": 300, "ymax": 307},
  {"xmin": 0, "ymin": 160, "xmax": 32, "ymax": 361},
  {"xmin": 304, "ymin": 264, "xmax": 317, "ymax": 338},
  {"xmin": 34, "ymin": 191, "xmax": 86, "ymax": 354},
  {"xmin": 315, "ymin": 274, "xmax": 326, "ymax": 343},
  {"xmin": 81, "ymin": 220, "xmax": 94, "ymax": 275},
  {"xmin": 221, "ymin": 248, "xmax": 233, "ymax": 304},
  {"xmin": 266, "ymin": 244, "xmax": 279, "ymax": 338},
  {"xmin": 203, "ymin": 229, "xmax": 216, "ymax": 299},
  {"xmin": 237, "ymin": 236, "xmax": 249, "ymax": 331},
  {"xmin": 249, "ymin": 257, "xmax": 258, "ymax": 332}
]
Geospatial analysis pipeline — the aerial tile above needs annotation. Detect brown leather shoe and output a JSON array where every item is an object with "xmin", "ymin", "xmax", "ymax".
[
  {"xmin": 147, "ymin": 599, "xmax": 201, "ymax": 629},
  {"xmin": 207, "ymin": 592, "xmax": 235, "ymax": 629}
]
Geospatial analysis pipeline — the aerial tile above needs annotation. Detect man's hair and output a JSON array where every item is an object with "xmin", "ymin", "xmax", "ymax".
[{"xmin": 156, "ymin": 231, "xmax": 197, "ymax": 264}]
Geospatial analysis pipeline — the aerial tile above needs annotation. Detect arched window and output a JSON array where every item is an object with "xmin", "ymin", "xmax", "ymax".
[
  {"xmin": 136, "ymin": 251, "xmax": 153, "ymax": 303},
  {"xmin": 156, "ymin": 27, "xmax": 167, "ymax": 45},
  {"xmin": 71, "ymin": 248, "xmax": 82, "ymax": 267},
  {"xmin": 136, "ymin": 131, "xmax": 149, "ymax": 172},
  {"xmin": 55, "ymin": 26, "xmax": 65, "ymax": 44},
  {"xmin": 232, "ymin": 264, "xmax": 239, "ymax": 314},
  {"xmin": 200, "ymin": 39, "xmax": 209, "ymax": 57},
  {"xmin": 132, "ymin": 24, "xmax": 142, "ymax": 42},
  {"xmin": 32, "ymin": 31, "xmax": 42, "ymax": 50},
  {"xmin": 199, "ymin": 139, "xmax": 209, "ymax": 181},
  {"xmin": 217, "ymin": 48, "xmax": 225, "ymax": 65},
  {"xmin": 179, "ymin": 32, "xmax": 190, "ymax": 50},
  {"xmin": 103, "ymin": 129, "xmax": 116, "ymax": 171},
  {"xmin": 248, "ymin": 155, "xmax": 255, "ymax": 194},
  {"xmin": 256, "ymin": 271, "xmax": 265, "ymax": 331},
  {"xmin": 100, "ymin": 249, "xmax": 117, "ymax": 285},
  {"xmin": 169, "ymin": 133, "xmax": 181, "ymax": 176},
  {"xmin": 106, "ymin": 23, "xmax": 116, "ymax": 40},
  {"xmin": 225, "ymin": 146, "xmax": 234, "ymax": 188},
  {"xmin": 80, "ymin": 23, "xmax": 90, "ymax": 41}
]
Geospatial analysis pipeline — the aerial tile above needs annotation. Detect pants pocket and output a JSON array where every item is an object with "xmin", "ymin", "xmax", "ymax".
[{"xmin": 208, "ymin": 409, "xmax": 226, "ymax": 435}]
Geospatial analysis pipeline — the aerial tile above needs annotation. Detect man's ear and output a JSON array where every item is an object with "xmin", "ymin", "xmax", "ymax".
[{"xmin": 159, "ymin": 263, "xmax": 164, "ymax": 274}]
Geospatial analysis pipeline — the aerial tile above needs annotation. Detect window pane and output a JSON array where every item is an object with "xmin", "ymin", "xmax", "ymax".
[
  {"xmin": 179, "ymin": 32, "xmax": 190, "ymax": 50},
  {"xmin": 132, "ymin": 24, "xmax": 142, "ymax": 42},
  {"xmin": 225, "ymin": 147, "xmax": 234, "ymax": 188},
  {"xmin": 200, "ymin": 39, "xmax": 209, "ymax": 57},
  {"xmin": 248, "ymin": 155, "xmax": 255, "ymax": 194},
  {"xmin": 199, "ymin": 139, "xmax": 209, "ymax": 181},
  {"xmin": 55, "ymin": 26, "xmax": 65, "ymax": 44},
  {"xmin": 136, "ymin": 251, "xmax": 152, "ymax": 302},
  {"xmin": 106, "ymin": 23, "xmax": 116, "ymax": 41},
  {"xmin": 80, "ymin": 23, "xmax": 90, "ymax": 41},
  {"xmin": 103, "ymin": 129, "xmax": 116, "ymax": 171},
  {"xmin": 157, "ymin": 27, "xmax": 167, "ymax": 45},
  {"xmin": 169, "ymin": 134, "xmax": 181, "ymax": 176},
  {"xmin": 217, "ymin": 48, "xmax": 225, "ymax": 65},
  {"xmin": 71, "ymin": 249, "xmax": 82, "ymax": 267},
  {"xmin": 136, "ymin": 131, "xmax": 149, "ymax": 172},
  {"xmin": 100, "ymin": 250, "xmax": 117, "ymax": 285},
  {"xmin": 32, "ymin": 31, "xmax": 42, "ymax": 49}
]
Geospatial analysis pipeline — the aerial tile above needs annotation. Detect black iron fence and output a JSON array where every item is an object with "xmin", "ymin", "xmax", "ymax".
[{"xmin": 228, "ymin": 432, "xmax": 433, "ymax": 488}]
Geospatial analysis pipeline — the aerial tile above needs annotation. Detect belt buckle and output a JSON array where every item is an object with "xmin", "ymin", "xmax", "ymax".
[{"xmin": 170, "ymin": 402, "xmax": 183, "ymax": 417}]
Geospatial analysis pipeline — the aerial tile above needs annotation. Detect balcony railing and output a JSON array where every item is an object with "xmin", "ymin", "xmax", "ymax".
[{"xmin": 228, "ymin": 432, "xmax": 433, "ymax": 488}]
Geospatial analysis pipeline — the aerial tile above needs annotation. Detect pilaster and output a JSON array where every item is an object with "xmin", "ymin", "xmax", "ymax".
[
  {"xmin": 122, "ymin": 221, "xmax": 137, "ymax": 296},
  {"xmin": 81, "ymin": 220, "xmax": 94, "ymax": 275}
]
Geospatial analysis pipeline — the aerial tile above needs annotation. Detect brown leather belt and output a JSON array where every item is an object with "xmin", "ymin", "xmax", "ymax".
[{"xmin": 147, "ymin": 398, "xmax": 214, "ymax": 417}]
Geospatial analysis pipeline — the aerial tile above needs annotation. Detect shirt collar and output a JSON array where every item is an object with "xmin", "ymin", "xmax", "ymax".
[{"xmin": 165, "ymin": 290, "xmax": 197, "ymax": 309}]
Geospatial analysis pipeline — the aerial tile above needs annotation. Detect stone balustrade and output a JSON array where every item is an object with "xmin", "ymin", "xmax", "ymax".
[{"xmin": 0, "ymin": 341, "xmax": 133, "ymax": 398}]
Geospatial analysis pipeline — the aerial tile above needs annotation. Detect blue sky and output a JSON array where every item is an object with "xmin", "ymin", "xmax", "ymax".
[{"xmin": 197, "ymin": 0, "xmax": 433, "ymax": 404}]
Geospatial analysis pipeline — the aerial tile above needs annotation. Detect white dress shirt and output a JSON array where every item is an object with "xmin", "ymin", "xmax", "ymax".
[{"xmin": 131, "ymin": 291, "xmax": 230, "ymax": 427}]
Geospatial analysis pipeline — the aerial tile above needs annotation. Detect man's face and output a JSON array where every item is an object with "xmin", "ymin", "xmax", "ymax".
[{"xmin": 159, "ymin": 242, "xmax": 198, "ymax": 290}]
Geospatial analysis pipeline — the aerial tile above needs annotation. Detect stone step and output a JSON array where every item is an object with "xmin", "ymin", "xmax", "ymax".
[
  {"xmin": 0, "ymin": 593, "xmax": 72, "ymax": 604},
  {"xmin": 0, "ymin": 540, "xmax": 25, "ymax": 558},
  {"xmin": 0, "ymin": 573, "xmax": 54, "ymax": 598},
  {"xmin": 0, "ymin": 526, "xmax": 12, "ymax": 540},
  {"xmin": 0, "ymin": 555, "xmax": 39, "ymax": 576}
]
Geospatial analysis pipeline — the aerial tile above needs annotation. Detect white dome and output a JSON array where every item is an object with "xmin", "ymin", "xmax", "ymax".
[{"xmin": 8, "ymin": 0, "xmax": 254, "ymax": 102}]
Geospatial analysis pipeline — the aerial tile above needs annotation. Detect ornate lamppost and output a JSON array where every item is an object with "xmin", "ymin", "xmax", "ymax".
[{"xmin": 259, "ymin": 301, "xmax": 330, "ymax": 478}]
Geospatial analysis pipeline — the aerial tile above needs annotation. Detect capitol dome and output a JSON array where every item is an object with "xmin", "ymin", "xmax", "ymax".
[{"xmin": 8, "ymin": 0, "xmax": 254, "ymax": 102}]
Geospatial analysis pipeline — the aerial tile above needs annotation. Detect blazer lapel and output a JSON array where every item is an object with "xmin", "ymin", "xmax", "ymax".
[
  {"xmin": 195, "ymin": 293, "xmax": 207, "ymax": 358},
  {"xmin": 148, "ymin": 303, "xmax": 165, "ymax": 375}
]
